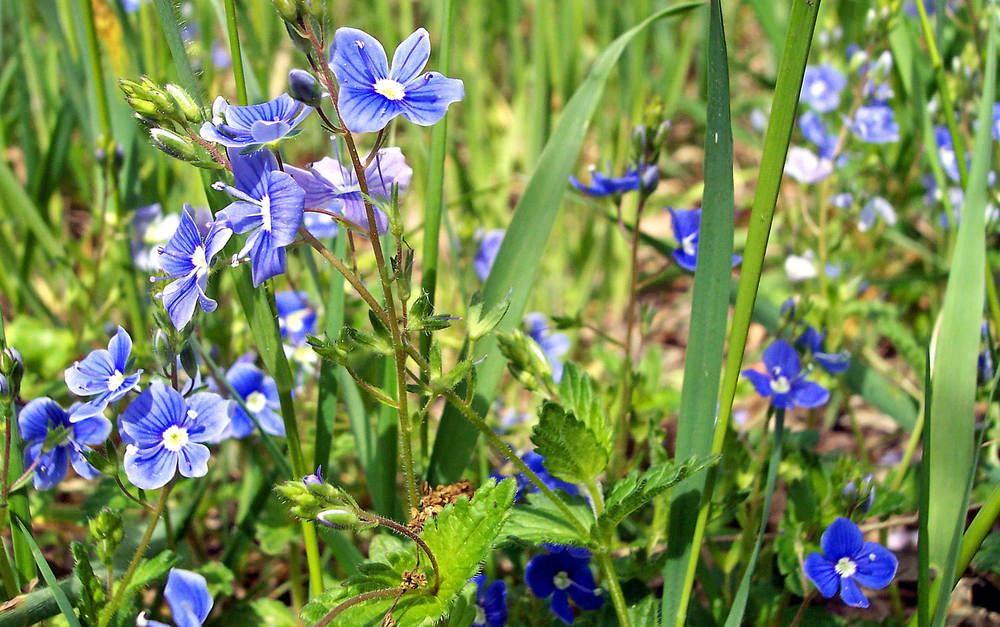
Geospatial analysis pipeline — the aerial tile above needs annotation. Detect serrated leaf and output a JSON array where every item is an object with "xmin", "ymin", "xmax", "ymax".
[
  {"xmin": 557, "ymin": 362, "xmax": 610, "ymax": 451},
  {"xmin": 530, "ymin": 402, "xmax": 609, "ymax": 484},
  {"xmin": 72, "ymin": 542, "xmax": 105, "ymax": 626},
  {"xmin": 627, "ymin": 596, "xmax": 661, "ymax": 627},
  {"xmin": 121, "ymin": 550, "xmax": 177, "ymax": 600},
  {"xmin": 500, "ymin": 491, "xmax": 595, "ymax": 549},
  {"xmin": 441, "ymin": 582, "xmax": 478, "ymax": 627},
  {"xmin": 597, "ymin": 456, "xmax": 717, "ymax": 537}
]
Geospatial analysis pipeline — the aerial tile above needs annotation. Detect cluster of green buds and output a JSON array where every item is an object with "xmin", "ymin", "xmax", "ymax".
[
  {"xmin": 630, "ymin": 99, "xmax": 669, "ymax": 193},
  {"xmin": 88, "ymin": 507, "xmax": 125, "ymax": 570},
  {"xmin": 272, "ymin": 0, "xmax": 326, "ymax": 57},
  {"xmin": 0, "ymin": 345, "xmax": 23, "ymax": 403},
  {"xmin": 842, "ymin": 474, "xmax": 876, "ymax": 515},
  {"xmin": 497, "ymin": 329, "xmax": 553, "ymax": 390},
  {"xmin": 275, "ymin": 477, "xmax": 375, "ymax": 530},
  {"xmin": 119, "ymin": 77, "xmax": 216, "ymax": 166}
]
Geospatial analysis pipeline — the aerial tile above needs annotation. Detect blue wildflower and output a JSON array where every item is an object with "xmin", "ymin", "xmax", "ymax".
[
  {"xmin": 525, "ymin": 545, "xmax": 604, "ymax": 625},
  {"xmin": 859, "ymin": 196, "xmax": 896, "ymax": 231},
  {"xmin": 329, "ymin": 28, "xmax": 465, "ymax": 134},
  {"xmin": 119, "ymin": 383, "xmax": 231, "ymax": 490},
  {"xmin": 211, "ymin": 40, "xmax": 232, "ymax": 70},
  {"xmin": 303, "ymin": 465, "xmax": 324, "ymax": 486},
  {"xmin": 214, "ymin": 148, "xmax": 304, "ymax": 286},
  {"xmin": 131, "ymin": 204, "xmax": 185, "ymax": 273},
  {"xmin": 668, "ymin": 207, "xmax": 742, "ymax": 273},
  {"xmin": 741, "ymin": 339, "xmax": 830, "ymax": 409},
  {"xmin": 796, "ymin": 326, "xmax": 851, "ymax": 374},
  {"xmin": 64, "ymin": 326, "xmax": 143, "ymax": 419},
  {"xmin": 287, "ymin": 147, "xmax": 412, "ymax": 236},
  {"xmin": 515, "ymin": 451, "xmax": 580, "ymax": 500},
  {"xmin": 153, "ymin": 205, "xmax": 233, "ymax": 331},
  {"xmin": 785, "ymin": 146, "xmax": 834, "ymax": 184},
  {"xmin": 569, "ymin": 165, "xmax": 641, "ymax": 197},
  {"xmin": 122, "ymin": 0, "xmax": 147, "ymax": 13},
  {"xmin": 804, "ymin": 517, "xmax": 897, "ymax": 608},
  {"xmin": 832, "ymin": 192, "xmax": 854, "ymax": 209},
  {"xmin": 18, "ymin": 398, "xmax": 110, "ymax": 490},
  {"xmin": 800, "ymin": 65, "xmax": 847, "ymax": 113},
  {"xmin": 275, "ymin": 291, "xmax": 316, "ymax": 345},
  {"xmin": 524, "ymin": 313, "xmax": 570, "ymax": 383},
  {"xmin": 474, "ymin": 229, "xmax": 505, "ymax": 282},
  {"xmin": 934, "ymin": 125, "xmax": 963, "ymax": 182},
  {"xmin": 799, "ymin": 111, "xmax": 837, "ymax": 158},
  {"xmin": 223, "ymin": 362, "xmax": 285, "ymax": 439},
  {"xmin": 199, "ymin": 93, "xmax": 312, "ymax": 150},
  {"xmin": 846, "ymin": 104, "xmax": 899, "ymax": 144},
  {"xmin": 470, "ymin": 574, "xmax": 507, "ymax": 627},
  {"xmin": 141, "ymin": 568, "xmax": 214, "ymax": 627}
]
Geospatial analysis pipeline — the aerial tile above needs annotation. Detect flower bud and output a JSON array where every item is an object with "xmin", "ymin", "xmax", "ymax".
[
  {"xmin": 298, "ymin": 0, "xmax": 324, "ymax": 20},
  {"xmin": 165, "ymin": 83, "xmax": 202, "ymax": 123},
  {"xmin": 303, "ymin": 465, "xmax": 323, "ymax": 486},
  {"xmin": 288, "ymin": 69, "xmax": 323, "ymax": 107},
  {"xmin": 317, "ymin": 508, "xmax": 365, "ymax": 529},
  {"xmin": 272, "ymin": 0, "xmax": 299, "ymax": 22},
  {"xmin": 0, "ymin": 347, "xmax": 23, "ymax": 400},
  {"xmin": 150, "ymin": 128, "xmax": 200, "ymax": 162},
  {"xmin": 128, "ymin": 97, "xmax": 161, "ymax": 119},
  {"xmin": 118, "ymin": 78, "xmax": 145, "ymax": 99},
  {"xmin": 89, "ymin": 508, "xmax": 124, "ymax": 568},
  {"xmin": 640, "ymin": 164, "xmax": 659, "ymax": 193}
]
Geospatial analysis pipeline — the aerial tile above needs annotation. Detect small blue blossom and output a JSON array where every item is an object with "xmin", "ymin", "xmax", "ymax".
[
  {"xmin": 934, "ymin": 125, "xmax": 963, "ymax": 182},
  {"xmin": 474, "ymin": 229, "xmax": 505, "ymax": 282},
  {"xmin": 741, "ymin": 339, "xmax": 830, "ymax": 409},
  {"xmin": 153, "ymin": 205, "xmax": 233, "ymax": 331},
  {"xmin": 64, "ymin": 326, "xmax": 143, "ymax": 419},
  {"xmin": 142, "ymin": 568, "xmax": 214, "ymax": 627},
  {"xmin": 122, "ymin": 0, "xmax": 147, "ymax": 13},
  {"xmin": 524, "ymin": 313, "xmax": 570, "ymax": 383},
  {"xmin": 804, "ymin": 517, "xmax": 897, "ymax": 608},
  {"xmin": 329, "ymin": 28, "xmax": 465, "ymax": 134},
  {"xmin": 214, "ymin": 148, "xmax": 305, "ymax": 286},
  {"xmin": 525, "ymin": 545, "xmax": 604, "ymax": 625},
  {"xmin": 846, "ymin": 104, "xmax": 899, "ymax": 144},
  {"xmin": 799, "ymin": 111, "xmax": 837, "ymax": 158},
  {"xmin": 303, "ymin": 465, "xmax": 324, "ymax": 486},
  {"xmin": 785, "ymin": 146, "xmax": 834, "ymax": 184},
  {"xmin": 18, "ymin": 398, "xmax": 110, "ymax": 490},
  {"xmin": 287, "ymin": 147, "xmax": 412, "ymax": 236},
  {"xmin": 993, "ymin": 102, "xmax": 1000, "ymax": 141},
  {"xmin": 119, "ymin": 383, "xmax": 231, "ymax": 490},
  {"xmin": 668, "ymin": 207, "xmax": 742, "ymax": 273},
  {"xmin": 470, "ymin": 574, "xmax": 507, "ymax": 627},
  {"xmin": 859, "ymin": 196, "xmax": 897, "ymax": 231},
  {"xmin": 832, "ymin": 192, "xmax": 854, "ymax": 209},
  {"xmin": 796, "ymin": 326, "xmax": 851, "ymax": 374},
  {"xmin": 199, "ymin": 93, "xmax": 312, "ymax": 150},
  {"xmin": 224, "ymin": 362, "xmax": 285, "ymax": 439},
  {"xmin": 800, "ymin": 65, "xmax": 847, "ymax": 113},
  {"xmin": 275, "ymin": 291, "xmax": 316, "ymax": 345},
  {"xmin": 131, "ymin": 204, "xmax": 186, "ymax": 273},
  {"xmin": 569, "ymin": 165, "xmax": 642, "ymax": 197},
  {"xmin": 211, "ymin": 40, "xmax": 232, "ymax": 70},
  {"xmin": 514, "ymin": 451, "xmax": 580, "ymax": 500}
]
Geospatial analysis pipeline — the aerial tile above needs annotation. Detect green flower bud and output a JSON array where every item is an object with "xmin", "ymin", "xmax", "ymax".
[
  {"xmin": 89, "ymin": 508, "xmax": 124, "ymax": 568},
  {"xmin": 150, "ymin": 128, "xmax": 200, "ymax": 162},
  {"xmin": 128, "ymin": 97, "xmax": 161, "ymax": 119},
  {"xmin": 272, "ymin": 0, "xmax": 299, "ymax": 22},
  {"xmin": 118, "ymin": 78, "xmax": 145, "ymax": 99},
  {"xmin": 288, "ymin": 69, "xmax": 323, "ymax": 108},
  {"xmin": 165, "ymin": 83, "xmax": 202, "ymax": 123},
  {"xmin": 316, "ymin": 508, "xmax": 365, "ymax": 529},
  {"xmin": 0, "ymin": 347, "xmax": 23, "ymax": 400}
]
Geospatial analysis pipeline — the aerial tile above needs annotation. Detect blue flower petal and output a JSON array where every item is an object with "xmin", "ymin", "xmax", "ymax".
[
  {"xmin": 286, "ymin": 165, "xmax": 340, "ymax": 210},
  {"xmin": 791, "ymin": 380, "xmax": 830, "ymax": 408},
  {"xmin": 549, "ymin": 590, "xmax": 574, "ymax": 625},
  {"xmin": 400, "ymin": 72, "xmax": 465, "ymax": 127},
  {"xmin": 838, "ymin": 576, "xmax": 870, "ymax": 608},
  {"xmin": 249, "ymin": 229, "xmax": 287, "ymax": 286},
  {"xmin": 390, "ymin": 29, "xmax": 430, "ymax": 84},
  {"xmin": 821, "ymin": 516, "xmax": 864, "ymax": 561},
  {"xmin": 18, "ymin": 398, "xmax": 64, "ymax": 443},
  {"xmin": 525, "ymin": 553, "xmax": 558, "ymax": 599},
  {"xmin": 227, "ymin": 362, "xmax": 265, "ymax": 398},
  {"xmin": 31, "ymin": 446, "xmax": 69, "ymax": 490},
  {"xmin": 803, "ymin": 553, "xmax": 839, "ymax": 598},
  {"xmin": 120, "ymin": 383, "xmax": 184, "ymax": 448},
  {"xmin": 176, "ymin": 442, "xmax": 211, "ymax": 479},
  {"xmin": 338, "ymin": 87, "xmax": 402, "ymax": 134},
  {"xmin": 64, "ymin": 349, "xmax": 116, "ymax": 395},
  {"xmin": 256, "ymin": 408, "xmax": 286, "ymax": 437},
  {"xmin": 185, "ymin": 392, "xmax": 233, "ymax": 443},
  {"xmin": 342, "ymin": 196, "xmax": 389, "ymax": 235},
  {"xmin": 762, "ymin": 340, "xmax": 801, "ymax": 378},
  {"xmin": 740, "ymin": 369, "xmax": 773, "ymax": 398},
  {"xmin": 124, "ymin": 445, "xmax": 178, "ymax": 490},
  {"xmin": 164, "ymin": 568, "xmax": 214, "ymax": 627},
  {"xmin": 331, "ymin": 27, "xmax": 390, "ymax": 88},
  {"xmin": 69, "ymin": 447, "xmax": 101, "ymax": 480},
  {"xmin": 851, "ymin": 541, "xmax": 898, "ymax": 590},
  {"xmin": 815, "ymin": 351, "xmax": 851, "ymax": 374},
  {"xmin": 481, "ymin": 580, "xmax": 507, "ymax": 627},
  {"xmin": 250, "ymin": 120, "xmax": 291, "ymax": 144},
  {"xmin": 365, "ymin": 147, "xmax": 413, "ymax": 199},
  {"xmin": 263, "ymin": 170, "xmax": 305, "ymax": 248},
  {"xmin": 672, "ymin": 248, "xmax": 698, "ymax": 272},
  {"xmin": 162, "ymin": 273, "xmax": 201, "ymax": 332},
  {"xmin": 71, "ymin": 413, "xmax": 112, "ymax": 445}
]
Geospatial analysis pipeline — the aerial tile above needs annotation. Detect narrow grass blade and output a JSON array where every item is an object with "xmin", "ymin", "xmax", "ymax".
[
  {"xmin": 428, "ymin": 0, "xmax": 705, "ymax": 484},
  {"xmin": 12, "ymin": 519, "xmax": 82, "ymax": 627},
  {"xmin": 316, "ymin": 234, "xmax": 348, "ymax": 473},
  {"xmin": 151, "ymin": 0, "xmax": 203, "ymax": 108},
  {"xmin": 0, "ymin": 159, "xmax": 64, "ymax": 262}
]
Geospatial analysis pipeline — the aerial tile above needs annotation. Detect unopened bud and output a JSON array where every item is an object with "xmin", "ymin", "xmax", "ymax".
[
  {"xmin": 288, "ymin": 69, "xmax": 323, "ymax": 107},
  {"xmin": 128, "ymin": 97, "xmax": 161, "ymax": 118},
  {"xmin": 298, "ymin": 0, "xmax": 324, "ymax": 20},
  {"xmin": 150, "ymin": 128, "xmax": 200, "ymax": 162},
  {"xmin": 89, "ymin": 507, "xmax": 124, "ymax": 568},
  {"xmin": 165, "ymin": 83, "xmax": 202, "ymax": 123},
  {"xmin": 118, "ymin": 78, "xmax": 144, "ymax": 99},
  {"xmin": 317, "ymin": 508, "xmax": 364, "ymax": 529},
  {"xmin": 0, "ymin": 347, "xmax": 23, "ymax": 400},
  {"xmin": 272, "ymin": 0, "xmax": 299, "ymax": 23}
]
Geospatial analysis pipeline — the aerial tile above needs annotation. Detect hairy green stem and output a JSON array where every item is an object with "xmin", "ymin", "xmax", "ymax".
[
  {"xmin": 585, "ymin": 480, "xmax": 630, "ymax": 627},
  {"xmin": 223, "ymin": 0, "xmax": 248, "ymax": 107}
]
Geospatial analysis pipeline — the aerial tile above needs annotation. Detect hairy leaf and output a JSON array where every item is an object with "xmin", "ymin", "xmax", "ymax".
[
  {"xmin": 501, "ymin": 491, "xmax": 596, "ymax": 549},
  {"xmin": 530, "ymin": 402, "xmax": 609, "ymax": 484},
  {"xmin": 72, "ymin": 542, "xmax": 105, "ymax": 627},
  {"xmin": 558, "ymin": 362, "xmax": 610, "ymax": 452}
]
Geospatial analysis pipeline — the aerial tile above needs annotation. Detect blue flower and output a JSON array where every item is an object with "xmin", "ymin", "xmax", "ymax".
[
  {"xmin": 524, "ymin": 313, "xmax": 570, "ymax": 383},
  {"xmin": 804, "ymin": 517, "xmax": 897, "ymax": 608},
  {"xmin": 17, "ymin": 398, "xmax": 110, "ymax": 490},
  {"xmin": 122, "ymin": 0, "xmax": 148, "ymax": 14},
  {"xmin": 796, "ymin": 326, "xmax": 851, "ymax": 374},
  {"xmin": 668, "ymin": 207, "xmax": 742, "ymax": 273},
  {"xmin": 287, "ymin": 147, "xmax": 412, "ymax": 236},
  {"xmin": 131, "ymin": 204, "xmax": 183, "ymax": 273},
  {"xmin": 569, "ymin": 166, "xmax": 640, "ymax": 197},
  {"xmin": 859, "ymin": 196, "xmax": 896, "ymax": 231},
  {"xmin": 214, "ymin": 148, "xmax": 304, "ymax": 286},
  {"xmin": 784, "ymin": 146, "xmax": 834, "ymax": 184},
  {"xmin": 515, "ymin": 451, "xmax": 580, "ymax": 501},
  {"xmin": 799, "ymin": 111, "xmax": 837, "ymax": 158},
  {"xmin": 303, "ymin": 465, "xmax": 324, "ymax": 486},
  {"xmin": 741, "ymin": 339, "xmax": 830, "ymax": 409},
  {"xmin": 64, "ymin": 326, "xmax": 143, "ymax": 419},
  {"xmin": 525, "ymin": 545, "xmax": 603, "ymax": 625},
  {"xmin": 119, "ymin": 383, "xmax": 231, "ymax": 490},
  {"xmin": 993, "ymin": 103, "xmax": 1000, "ymax": 142},
  {"xmin": 199, "ymin": 93, "xmax": 312, "ymax": 150},
  {"xmin": 153, "ymin": 205, "xmax": 233, "ymax": 331},
  {"xmin": 800, "ymin": 65, "xmax": 847, "ymax": 113},
  {"xmin": 934, "ymin": 125, "xmax": 963, "ymax": 182},
  {"xmin": 211, "ymin": 40, "xmax": 232, "ymax": 70},
  {"xmin": 224, "ymin": 362, "xmax": 285, "ymax": 439},
  {"xmin": 329, "ymin": 28, "xmax": 465, "ymax": 134},
  {"xmin": 474, "ymin": 229, "xmax": 505, "ymax": 282},
  {"xmin": 142, "ymin": 568, "xmax": 214, "ymax": 627},
  {"xmin": 470, "ymin": 574, "xmax": 507, "ymax": 627},
  {"xmin": 832, "ymin": 192, "xmax": 854, "ymax": 209},
  {"xmin": 846, "ymin": 104, "xmax": 899, "ymax": 144},
  {"xmin": 275, "ymin": 291, "xmax": 316, "ymax": 346}
]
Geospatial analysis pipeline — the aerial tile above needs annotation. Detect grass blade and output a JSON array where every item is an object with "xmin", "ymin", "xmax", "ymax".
[{"xmin": 12, "ymin": 519, "xmax": 82, "ymax": 627}]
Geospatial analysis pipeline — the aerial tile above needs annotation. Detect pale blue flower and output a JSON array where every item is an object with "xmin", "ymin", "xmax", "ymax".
[
  {"xmin": 142, "ymin": 568, "xmax": 214, "ymax": 627},
  {"xmin": 18, "ymin": 398, "xmax": 110, "ymax": 490},
  {"xmin": 64, "ymin": 327, "xmax": 142, "ymax": 419},
  {"xmin": 199, "ymin": 94, "xmax": 312, "ymax": 150},
  {"xmin": 859, "ymin": 196, "xmax": 896, "ymax": 231},
  {"xmin": 846, "ymin": 104, "xmax": 899, "ymax": 144},
  {"xmin": 801, "ymin": 65, "xmax": 847, "ymax": 112},
  {"xmin": 474, "ymin": 229, "xmax": 505, "ymax": 281},
  {"xmin": 785, "ymin": 146, "xmax": 834, "ymax": 184}
]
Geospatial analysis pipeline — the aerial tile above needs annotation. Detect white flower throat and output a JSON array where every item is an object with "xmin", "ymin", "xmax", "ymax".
[
  {"xmin": 246, "ymin": 391, "xmax": 268, "ymax": 414},
  {"xmin": 162, "ymin": 425, "xmax": 189, "ymax": 452},
  {"xmin": 260, "ymin": 195, "xmax": 272, "ymax": 232},
  {"xmin": 107, "ymin": 370, "xmax": 126, "ymax": 391},
  {"xmin": 374, "ymin": 78, "xmax": 406, "ymax": 101},
  {"xmin": 192, "ymin": 245, "xmax": 209, "ymax": 275},
  {"xmin": 834, "ymin": 557, "xmax": 857, "ymax": 578}
]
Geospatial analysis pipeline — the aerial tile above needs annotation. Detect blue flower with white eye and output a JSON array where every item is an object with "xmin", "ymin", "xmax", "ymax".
[
  {"xmin": 119, "ymin": 383, "xmax": 231, "ymax": 490},
  {"xmin": 131, "ymin": 204, "xmax": 186, "ymax": 273},
  {"xmin": 846, "ymin": 104, "xmax": 899, "ymax": 144},
  {"xmin": 64, "ymin": 326, "xmax": 142, "ymax": 419},
  {"xmin": 934, "ymin": 125, "xmax": 963, "ymax": 182},
  {"xmin": 832, "ymin": 192, "xmax": 854, "ymax": 209},
  {"xmin": 152, "ymin": 205, "xmax": 232, "ymax": 331},
  {"xmin": 287, "ymin": 147, "xmax": 412, "ymax": 236},
  {"xmin": 796, "ymin": 326, "xmax": 851, "ymax": 374},
  {"xmin": 199, "ymin": 93, "xmax": 312, "ymax": 151},
  {"xmin": 140, "ymin": 568, "xmax": 214, "ymax": 627},
  {"xmin": 474, "ymin": 229, "xmax": 505, "ymax": 282},
  {"xmin": 784, "ymin": 146, "xmax": 834, "ymax": 184},
  {"xmin": 569, "ymin": 165, "xmax": 640, "ymax": 197},
  {"xmin": 799, "ymin": 111, "xmax": 837, "ymax": 158},
  {"xmin": 526, "ymin": 545, "xmax": 604, "ymax": 625},
  {"xmin": 800, "ymin": 65, "xmax": 847, "ymax": 113},
  {"xmin": 804, "ymin": 517, "xmax": 897, "ymax": 608},
  {"xmin": 214, "ymin": 148, "xmax": 304, "ymax": 287},
  {"xmin": 470, "ymin": 574, "xmax": 507, "ymax": 627},
  {"xmin": 524, "ymin": 313, "xmax": 570, "ymax": 384},
  {"xmin": 18, "ymin": 398, "xmax": 110, "ymax": 490},
  {"xmin": 667, "ymin": 207, "xmax": 742, "ymax": 273},
  {"xmin": 329, "ymin": 28, "xmax": 465, "ymax": 134},
  {"xmin": 741, "ymin": 339, "xmax": 830, "ymax": 409},
  {"xmin": 223, "ymin": 362, "xmax": 285, "ymax": 439},
  {"xmin": 859, "ymin": 196, "xmax": 896, "ymax": 231},
  {"xmin": 275, "ymin": 291, "xmax": 316, "ymax": 346}
]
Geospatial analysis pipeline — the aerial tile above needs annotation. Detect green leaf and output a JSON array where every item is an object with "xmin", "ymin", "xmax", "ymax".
[
  {"xmin": 597, "ymin": 456, "xmax": 716, "ymax": 538},
  {"xmin": 121, "ymin": 551, "xmax": 177, "ymax": 602},
  {"xmin": 627, "ymin": 596, "xmax": 662, "ymax": 627},
  {"xmin": 72, "ymin": 542, "xmax": 104, "ymax": 627},
  {"xmin": 12, "ymin": 518, "xmax": 82, "ymax": 627},
  {"xmin": 427, "ymin": 1, "xmax": 705, "ymax": 484},
  {"xmin": 501, "ymin": 491, "xmax": 596, "ymax": 549},
  {"xmin": 530, "ymin": 402, "xmax": 609, "ymax": 484},
  {"xmin": 441, "ymin": 582, "xmax": 478, "ymax": 627},
  {"xmin": 557, "ymin": 362, "xmax": 610, "ymax": 452}
]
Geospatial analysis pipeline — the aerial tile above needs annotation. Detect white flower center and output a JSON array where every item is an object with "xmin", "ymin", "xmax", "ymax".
[
  {"xmin": 261, "ymin": 195, "xmax": 272, "ymax": 232},
  {"xmin": 770, "ymin": 376, "xmax": 791, "ymax": 394},
  {"xmin": 107, "ymin": 370, "xmax": 125, "ymax": 391},
  {"xmin": 810, "ymin": 81, "xmax": 826, "ymax": 99},
  {"xmin": 191, "ymin": 244, "xmax": 209, "ymax": 275},
  {"xmin": 286, "ymin": 310, "xmax": 308, "ymax": 334},
  {"xmin": 682, "ymin": 234, "xmax": 697, "ymax": 256},
  {"xmin": 834, "ymin": 556, "xmax": 857, "ymax": 578},
  {"xmin": 246, "ymin": 391, "xmax": 268, "ymax": 414},
  {"xmin": 162, "ymin": 425, "xmax": 189, "ymax": 452},
  {"xmin": 554, "ymin": 571, "xmax": 571, "ymax": 590},
  {"xmin": 374, "ymin": 78, "xmax": 406, "ymax": 101},
  {"xmin": 474, "ymin": 605, "xmax": 486, "ymax": 625}
]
